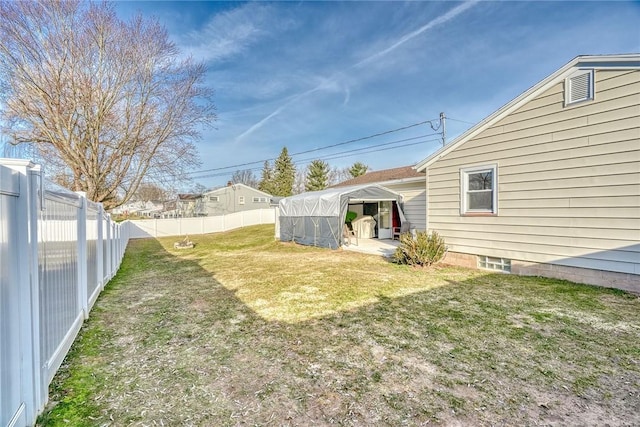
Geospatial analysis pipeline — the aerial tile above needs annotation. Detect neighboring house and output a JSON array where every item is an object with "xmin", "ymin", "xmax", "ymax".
[
  {"xmin": 415, "ymin": 54, "xmax": 639, "ymax": 291},
  {"xmin": 110, "ymin": 200, "xmax": 146, "ymax": 216},
  {"xmin": 139, "ymin": 200, "xmax": 164, "ymax": 218},
  {"xmin": 164, "ymin": 193, "xmax": 205, "ymax": 218},
  {"xmin": 180, "ymin": 193, "xmax": 205, "ymax": 217},
  {"xmin": 333, "ymin": 165, "xmax": 426, "ymax": 231},
  {"xmin": 201, "ymin": 182, "xmax": 272, "ymax": 215},
  {"xmin": 162, "ymin": 199, "xmax": 178, "ymax": 218}
]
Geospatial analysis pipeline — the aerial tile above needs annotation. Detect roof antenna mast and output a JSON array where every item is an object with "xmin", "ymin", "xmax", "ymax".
[{"xmin": 429, "ymin": 112, "xmax": 446, "ymax": 146}]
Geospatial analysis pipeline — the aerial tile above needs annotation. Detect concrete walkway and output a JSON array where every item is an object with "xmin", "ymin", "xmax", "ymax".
[{"xmin": 342, "ymin": 238, "xmax": 399, "ymax": 257}]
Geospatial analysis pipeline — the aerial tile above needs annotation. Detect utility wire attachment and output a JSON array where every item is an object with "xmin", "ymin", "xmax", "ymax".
[{"xmin": 428, "ymin": 112, "xmax": 446, "ymax": 146}]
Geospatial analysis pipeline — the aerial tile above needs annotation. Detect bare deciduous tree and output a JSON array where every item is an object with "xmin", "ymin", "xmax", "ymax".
[
  {"xmin": 134, "ymin": 182, "xmax": 168, "ymax": 202},
  {"xmin": 231, "ymin": 169, "xmax": 259, "ymax": 188},
  {"xmin": 293, "ymin": 167, "xmax": 306, "ymax": 194},
  {"xmin": 0, "ymin": 0, "xmax": 216, "ymax": 209},
  {"xmin": 329, "ymin": 166, "xmax": 352, "ymax": 185}
]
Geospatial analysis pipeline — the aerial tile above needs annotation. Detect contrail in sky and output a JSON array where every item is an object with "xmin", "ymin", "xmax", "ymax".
[
  {"xmin": 237, "ymin": 87, "xmax": 322, "ymax": 140},
  {"xmin": 353, "ymin": 1, "xmax": 479, "ymax": 68},
  {"xmin": 237, "ymin": 1, "xmax": 478, "ymax": 142}
]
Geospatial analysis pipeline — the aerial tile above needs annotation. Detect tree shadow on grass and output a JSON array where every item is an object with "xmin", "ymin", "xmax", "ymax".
[{"xmin": 40, "ymin": 237, "xmax": 640, "ymax": 427}]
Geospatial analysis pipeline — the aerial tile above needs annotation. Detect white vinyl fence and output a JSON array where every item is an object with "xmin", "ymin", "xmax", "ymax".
[
  {"xmin": 127, "ymin": 208, "xmax": 275, "ymax": 238},
  {"xmin": 0, "ymin": 159, "xmax": 129, "ymax": 427}
]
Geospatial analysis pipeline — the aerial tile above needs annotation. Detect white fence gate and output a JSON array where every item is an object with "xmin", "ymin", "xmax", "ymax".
[{"xmin": 0, "ymin": 159, "xmax": 129, "ymax": 427}]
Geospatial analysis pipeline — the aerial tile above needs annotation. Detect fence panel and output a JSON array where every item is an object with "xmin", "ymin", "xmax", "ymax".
[
  {"xmin": 127, "ymin": 208, "xmax": 276, "ymax": 239},
  {"xmin": 37, "ymin": 193, "xmax": 82, "ymax": 390},
  {"xmin": 0, "ymin": 159, "xmax": 129, "ymax": 427},
  {"xmin": 86, "ymin": 201, "xmax": 100, "ymax": 308},
  {"xmin": 102, "ymin": 215, "xmax": 111, "ymax": 282}
]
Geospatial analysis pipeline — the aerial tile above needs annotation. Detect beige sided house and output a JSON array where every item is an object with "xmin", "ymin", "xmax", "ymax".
[
  {"xmin": 415, "ymin": 54, "xmax": 640, "ymax": 292},
  {"xmin": 333, "ymin": 165, "xmax": 426, "ymax": 231}
]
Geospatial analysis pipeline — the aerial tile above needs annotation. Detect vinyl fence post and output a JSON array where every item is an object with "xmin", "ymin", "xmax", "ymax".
[
  {"xmin": 26, "ymin": 164, "xmax": 44, "ymax": 419},
  {"xmin": 105, "ymin": 214, "xmax": 111, "ymax": 279},
  {"xmin": 110, "ymin": 221, "xmax": 116, "ymax": 275},
  {"xmin": 96, "ymin": 205, "xmax": 104, "ymax": 289},
  {"xmin": 76, "ymin": 193, "xmax": 88, "ymax": 319},
  {"xmin": 6, "ymin": 161, "xmax": 42, "ymax": 425}
]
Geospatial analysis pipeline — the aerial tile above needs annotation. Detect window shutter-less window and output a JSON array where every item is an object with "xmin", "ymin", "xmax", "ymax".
[
  {"xmin": 565, "ymin": 70, "xmax": 594, "ymax": 105},
  {"xmin": 460, "ymin": 165, "xmax": 498, "ymax": 215}
]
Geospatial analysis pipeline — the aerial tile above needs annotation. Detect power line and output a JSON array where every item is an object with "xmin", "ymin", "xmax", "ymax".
[
  {"xmin": 278, "ymin": 133, "xmax": 439, "ymax": 166},
  {"xmin": 188, "ymin": 133, "xmax": 438, "ymax": 179},
  {"xmin": 316, "ymin": 138, "xmax": 440, "ymax": 162},
  {"xmin": 447, "ymin": 117, "xmax": 476, "ymax": 125},
  {"xmin": 189, "ymin": 136, "xmax": 442, "ymax": 180},
  {"xmin": 287, "ymin": 118, "xmax": 439, "ymax": 157},
  {"xmin": 187, "ymin": 118, "xmax": 439, "ymax": 175}
]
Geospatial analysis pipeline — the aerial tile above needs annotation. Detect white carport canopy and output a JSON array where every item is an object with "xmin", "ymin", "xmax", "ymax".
[{"xmin": 278, "ymin": 184, "xmax": 404, "ymax": 249}]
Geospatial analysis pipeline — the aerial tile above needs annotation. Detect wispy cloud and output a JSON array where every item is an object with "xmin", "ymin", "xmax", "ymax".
[
  {"xmin": 177, "ymin": 3, "xmax": 273, "ymax": 63},
  {"xmin": 236, "ymin": 1, "xmax": 478, "ymax": 141}
]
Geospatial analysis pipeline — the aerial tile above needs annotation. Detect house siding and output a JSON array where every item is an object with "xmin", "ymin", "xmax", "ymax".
[
  {"xmin": 427, "ymin": 69, "xmax": 640, "ymax": 276},
  {"xmin": 382, "ymin": 181, "xmax": 427, "ymax": 231},
  {"xmin": 202, "ymin": 185, "xmax": 271, "ymax": 215}
]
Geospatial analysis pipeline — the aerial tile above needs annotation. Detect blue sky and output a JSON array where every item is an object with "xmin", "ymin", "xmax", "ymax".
[{"xmin": 114, "ymin": 1, "xmax": 640, "ymax": 189}]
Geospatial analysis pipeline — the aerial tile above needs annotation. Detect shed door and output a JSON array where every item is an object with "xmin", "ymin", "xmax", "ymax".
[{"xmin": 378, "ymin": 201, "xmax": 392, "ymax": 239}]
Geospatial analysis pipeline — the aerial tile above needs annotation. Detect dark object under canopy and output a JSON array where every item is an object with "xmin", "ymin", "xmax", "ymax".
[{"xmin": 278, "ymin": 184, "xmax": 403, "ymax": 249}]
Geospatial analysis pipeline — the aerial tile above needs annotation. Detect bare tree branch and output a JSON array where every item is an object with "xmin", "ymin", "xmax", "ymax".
[{"xmin": 0, "ymin": 0, "xmax": 216, "ymax": 209}]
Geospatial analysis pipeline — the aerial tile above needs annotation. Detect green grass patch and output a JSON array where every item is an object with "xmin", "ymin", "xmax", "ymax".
[{"xmin": 38, "ymin": 225, "xmax": 640, "ymax": 426}]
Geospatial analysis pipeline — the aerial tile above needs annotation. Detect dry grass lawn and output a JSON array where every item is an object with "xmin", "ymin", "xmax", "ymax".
[{"xmin": 39, "ymin": 225, "xmax": 640, "ymax": 426}]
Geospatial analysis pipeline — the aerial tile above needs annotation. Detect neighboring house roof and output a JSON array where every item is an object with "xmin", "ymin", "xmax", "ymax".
[
  {"xmin": 333, "ymin": 165, "xmax": 424, "ymax": 188},
  {"xmin": 178, "ymin": 193, "xmax": 201, "ymax": 200},
  {"xmin": 415, "ymin": 54, "xmax": 640, "ymax": 172},
  {"xmin": 202, "ymin": 183, "xmax": 273, "ymax": 197},
  {"xmin": 270, "ymin": 197, "xmax": 283, "ymax": 206}
]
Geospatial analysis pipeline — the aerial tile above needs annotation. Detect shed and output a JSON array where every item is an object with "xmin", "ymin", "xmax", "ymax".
[
  {"xmin": 278, "ymin": 184, "xmax": 404, "ymax": 249},
  {"xmin": 332, "ymin": 165, "xmax": 426, "ymax": 231}
]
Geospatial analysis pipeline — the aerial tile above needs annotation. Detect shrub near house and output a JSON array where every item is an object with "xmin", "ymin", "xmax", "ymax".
[{"xmin": 394, "ymin": 231, "xmax": 446, "ymax": 266}]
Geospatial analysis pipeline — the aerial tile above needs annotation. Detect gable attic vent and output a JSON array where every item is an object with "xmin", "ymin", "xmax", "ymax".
[{"xmin": 565, "ymin": 69, "xmax": 594, "ymax": 106}]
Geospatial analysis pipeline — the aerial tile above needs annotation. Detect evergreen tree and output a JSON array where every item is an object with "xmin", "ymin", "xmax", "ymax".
[
  {"xmin": 305, "ymin": 159, "xmax": 330, "ymax": 192},
  {"xmin": 258, "ymin": 161, "xmax": 276, "ymax": 195},
  {"xmin": 273, "ymin": 147, "xmax": 296, "ymax": 197},
  {"xmin": 348, "ymin": 162, "xmax": 369, "ymax": 178}
]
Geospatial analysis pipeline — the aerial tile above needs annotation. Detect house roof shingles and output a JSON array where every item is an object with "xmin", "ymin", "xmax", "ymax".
[{"xmin": 333, "ymin": 165, "xmax": 424, "ymax": 188}]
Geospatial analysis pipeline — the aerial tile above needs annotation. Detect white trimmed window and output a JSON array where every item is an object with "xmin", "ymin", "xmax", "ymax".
[
  {"xmin": 239, "ymin": 196, "xmax": 245, "ymax": 205},
  {"xmin": 461, "ymin": 165, "xmax": 497, "ymax": 215},
  {"xmin": 252, "ymin": 197, "xmax": 267, "ymax": 203},
  {"xmin": 209, "ymin": 196, "xmax": 219, "ymax": 202},
  {"xmin": 565, "ymin": 69, "xmax": 594, "ymax": 106}
]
